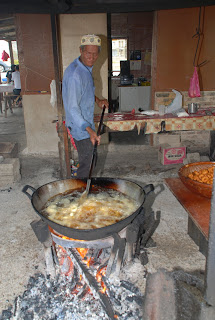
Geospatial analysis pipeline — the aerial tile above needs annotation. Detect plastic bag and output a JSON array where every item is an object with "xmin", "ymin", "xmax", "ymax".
[
  {"xmin": 50, "ymin": 79, "xmax": 57, "ymax": 108},
  {"xmin": 188, "ymin": 67, "xmax": 201, "ymax": 98},
  {"xmin": 1, "ymin": 50, "xmax": 9, "ymax": 61}
]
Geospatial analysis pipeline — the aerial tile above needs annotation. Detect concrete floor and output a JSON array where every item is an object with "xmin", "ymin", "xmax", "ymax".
[{"xmin": 0, "ymin": 107, "xmax": 214, "ymax": 319}]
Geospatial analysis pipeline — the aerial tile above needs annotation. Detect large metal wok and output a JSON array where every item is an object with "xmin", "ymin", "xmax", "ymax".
[{"xmin": 22, "ymin": 177, "xmax": 154, "ymax": 241}]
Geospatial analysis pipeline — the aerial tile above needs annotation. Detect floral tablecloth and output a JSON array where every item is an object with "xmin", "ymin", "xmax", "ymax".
[{"xmin": 94, "ymin": 109, "xmax": 215, "ymax": 134}]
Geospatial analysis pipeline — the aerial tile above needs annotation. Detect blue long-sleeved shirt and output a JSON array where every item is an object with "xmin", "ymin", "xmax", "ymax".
[{"xmin": 62, "ymin": 57, "xmax": 95, "ymax": 141}]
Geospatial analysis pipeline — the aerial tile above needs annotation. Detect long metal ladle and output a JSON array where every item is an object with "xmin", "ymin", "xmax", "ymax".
[{"xmin": 79, "ymin": 106, "xmax": 106, "ymax": 204}]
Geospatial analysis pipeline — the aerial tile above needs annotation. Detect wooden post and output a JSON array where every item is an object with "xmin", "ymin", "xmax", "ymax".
[
  {"xmin": 205, "ymin": 175, "xmax": 215, "ymax": 306},
  {"xmin": 150, "ymin": 11, "xmax": 158, "ymax": 146},
  {"xmin": 8, "ymin": 41, "xmax": 14, "ymax": 65},
  {"xmin": 50, "ymin": 14, "xmax": 71, "ymax": 179}
]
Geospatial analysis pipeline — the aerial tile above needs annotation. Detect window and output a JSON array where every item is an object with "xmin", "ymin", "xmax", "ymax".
[{"xmin": 112, "ymin": 38, "xmax": 127, "ymax": 76}]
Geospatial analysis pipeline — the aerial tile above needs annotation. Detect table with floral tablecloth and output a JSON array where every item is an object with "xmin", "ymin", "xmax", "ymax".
[{"xmin": 94, "ymin": 109, "xmax": 215, "ymax": 134}]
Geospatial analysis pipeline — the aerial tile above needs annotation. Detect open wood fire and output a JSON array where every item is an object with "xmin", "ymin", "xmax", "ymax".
[
  {"xmin": 48, "ymin": 211, "xmax": 145, "ymax": 319},
  {"xmin": 17, "ymin": 181, "xmax": 160, "ymax": 319},
  {"xmin": 19, "ymin": 207, "xmax": 159, "ymax": 320}
]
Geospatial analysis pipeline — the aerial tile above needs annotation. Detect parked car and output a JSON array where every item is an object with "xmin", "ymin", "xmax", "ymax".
[{"xmin": 0, "ymin": 60, "xmax": 11, "ymax": 73}]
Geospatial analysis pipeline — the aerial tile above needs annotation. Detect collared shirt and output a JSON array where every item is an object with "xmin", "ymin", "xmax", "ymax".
[{"xmin": 62, "ymin": 57, "xmax": 95, "ymax": 141}]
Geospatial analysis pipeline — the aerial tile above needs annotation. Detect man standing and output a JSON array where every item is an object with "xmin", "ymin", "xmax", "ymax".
[
  {"xmin": 6, "ymin": 64, "xmax": 16, "ymax": 83},
  {"xmin": 62, "ymin": 34, "xmax": 108, "ymax": 178},
  {"xmin": 12, "ymin": 65, "xmax": 21, "ymax": 96}
]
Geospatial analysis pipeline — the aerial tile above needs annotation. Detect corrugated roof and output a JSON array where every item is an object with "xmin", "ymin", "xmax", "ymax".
[{"xmin": 0, "ymin": 15, "xmax": 16, "ymax": 41}]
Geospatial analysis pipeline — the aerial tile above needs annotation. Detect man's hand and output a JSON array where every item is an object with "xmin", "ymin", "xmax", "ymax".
[
  {"xmin": 86, "ymin": 127, "xmax": 101, "ymax": 145},
  {"xmin": 95, "ymin": 96, "xmax": 109, "ymax": 109}
]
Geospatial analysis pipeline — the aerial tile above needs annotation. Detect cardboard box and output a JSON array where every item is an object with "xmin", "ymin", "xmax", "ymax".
[{"xmin": 158, "ymin": 144, "xmax": 186, "ymax": 165}]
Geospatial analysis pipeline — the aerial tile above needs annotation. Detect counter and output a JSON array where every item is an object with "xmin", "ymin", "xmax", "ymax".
[{"xmin": 94, "ymin": 108, "xmax": 215, "ymax": 134}]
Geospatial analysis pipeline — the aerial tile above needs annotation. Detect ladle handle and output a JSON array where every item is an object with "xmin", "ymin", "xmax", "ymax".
[
  {"xmin": 97, "ymin": 105, "xmax": 106, "ymax": 136},
  {"xmin": 88, "ymin": 105, "xmax": 106, "ymax": 181}
]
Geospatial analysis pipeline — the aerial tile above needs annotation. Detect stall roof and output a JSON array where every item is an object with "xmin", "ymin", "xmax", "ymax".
[
  {"xmin": 0, "ymin": 15, "xmax": 16, "ymax": 41},
  {"xmin": 1, "ymin": 0, "xmax": 215, "ymax": 14},
  {"xmin": 0, "ymin": 0, "xmax": 215, "ymax": 41}
]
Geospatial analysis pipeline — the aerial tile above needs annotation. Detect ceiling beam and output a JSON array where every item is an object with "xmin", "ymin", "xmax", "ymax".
[
  {"xmin": 0, "ymin": 35, "xmax": 16, "ymax": 41},
  {"xmin": 0, "ymin": 18, "xmax": 15, "ymax": 27},
  {"xmin": 0, "ymin": 27, "xmax": 16, "ymax": 34},
  {"xmin": 0, "ymin": 0, "xmax": 215, "ymax": 14}
]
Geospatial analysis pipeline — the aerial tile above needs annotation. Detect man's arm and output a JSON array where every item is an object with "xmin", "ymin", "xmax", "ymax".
[
  {"xmin": 95, "ymin": 96, "xmax": 109, "ymax": 109},
  {"xmin": 86, "ymin": 126, "xmax": 101, "ymax": 145}
]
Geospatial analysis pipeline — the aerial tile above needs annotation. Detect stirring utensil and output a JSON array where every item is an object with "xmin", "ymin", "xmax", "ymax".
[{"xmin": 79, "ymin": 106, "xmax": 106, "ymax": 204}]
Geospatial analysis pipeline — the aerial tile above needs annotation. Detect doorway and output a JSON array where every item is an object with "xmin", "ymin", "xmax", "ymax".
[
  {"xmin": 0, "ymin": 16, "xmax": 26, "ymax": 153},
  {"xmin": 107, "ymin": 12, "xmax": 153, "ymax": 145},
  {"xmin": 108, "ymin": 12, "xmax": 153, "ymax": 114}
]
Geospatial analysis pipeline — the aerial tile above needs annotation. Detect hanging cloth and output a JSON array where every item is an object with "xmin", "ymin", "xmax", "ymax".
[
  {"xmin": 188, "ymin": 7, "xmax": 207, "ymax": 98},
  {"xmin": 188, "ymin": 67, "xmax": 201, "ymax": 98},
  {"xmin": 1, "ymin": 50, "xmax": 9, "ymax": 61}
]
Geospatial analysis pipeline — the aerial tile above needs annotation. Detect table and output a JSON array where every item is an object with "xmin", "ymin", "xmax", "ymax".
[
  {"xmin": 0, "ymin": 83, "xmax": 15, "ymax": 117},
  {"xmin": 94, "ymin": 109, "xmax": 215, "ymax": 134},
  {"xmin": 165, "ymin": 177, "xmax": 215, "ymax": 306},
  {"xmin": 165, "ymin": 178, "xmax": 210, "ymax": 256},
  {"xmin": 0, "ymin": 83, "xmax": 14, "ymax": 93}
]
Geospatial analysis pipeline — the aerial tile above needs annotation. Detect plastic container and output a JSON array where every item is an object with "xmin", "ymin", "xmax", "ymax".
[{"xmin": 159, "ymin": 105, "xmax": 166, "ymax": 116}]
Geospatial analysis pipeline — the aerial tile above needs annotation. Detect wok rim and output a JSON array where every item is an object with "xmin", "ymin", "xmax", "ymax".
[
  {"xmin": 31, "ymin": 177, "xmax": 145, "ymax": 231},
  {"xmin": 27, "ymin": 177, "xmax": 152, "ymax": 240}
]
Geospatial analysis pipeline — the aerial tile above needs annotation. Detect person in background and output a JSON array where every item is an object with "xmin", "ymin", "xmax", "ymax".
[
  {"xmin": 62, "ymin": 34, "xmax": 109, "ymax": 178},
  {"xmin": 12, "ymin": 65, "xmax": 22, "ymax": 107},
  {"xmin": 6, "ymin": 64, "xmax": 16, "ymax": 83}
]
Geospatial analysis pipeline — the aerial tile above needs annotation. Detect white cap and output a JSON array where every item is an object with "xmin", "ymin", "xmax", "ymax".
[{"xmin": 80, "ymin": 34, "xmax": 101, "ymax": 46}]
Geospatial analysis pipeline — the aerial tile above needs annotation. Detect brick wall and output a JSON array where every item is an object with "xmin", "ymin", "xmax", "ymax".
[
  {"xmin": 153, "ymin": 131, "xmax": 210, "ymax": 154},
  {"xmin": 154, "ymin": 91, "xmax": 215, "ymax": 110}
]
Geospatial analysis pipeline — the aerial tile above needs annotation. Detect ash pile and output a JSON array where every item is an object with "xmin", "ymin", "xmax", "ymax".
[{"xmin": 0, "ymin": 269, "xmax": 144, "ymax": 320}]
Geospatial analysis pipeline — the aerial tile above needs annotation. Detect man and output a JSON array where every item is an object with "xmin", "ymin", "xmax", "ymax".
[
  {"xmin": 6, "ymin": 64, "xmax": 16, "ymax": 83},
  {"xmin": 12, "ymin": 65, "xmax": 21, "ymax": 95},
  {"xmin": 62, "ymin": 34, "xmax": 109, "ymax": 178},
  {"xmin": 12, "ymin": 65, "xmax": 22, "ymax": 107}
]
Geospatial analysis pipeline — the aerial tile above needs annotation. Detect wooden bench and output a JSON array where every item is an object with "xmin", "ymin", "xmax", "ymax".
[{"xmin": 3, "ymin": 93, "xmax": 22, "ymax": 118}]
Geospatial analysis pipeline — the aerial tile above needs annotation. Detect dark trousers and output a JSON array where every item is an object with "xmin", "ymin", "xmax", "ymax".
[
  {"xmin": 13, "ymin": 89, "xmax": 21, "ymax": 96},
  {"xmin": 74, "ymin": 138, "xmax": 94, "ymax": 179},
  {"xmin": 13, "ymin": 89, "xmax": 21, "ymax": 103}
]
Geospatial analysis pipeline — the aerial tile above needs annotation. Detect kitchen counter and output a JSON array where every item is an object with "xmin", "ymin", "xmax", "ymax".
[{"xmin": 94, "ymin": 108, "xmax": 215, "ymax": 134}]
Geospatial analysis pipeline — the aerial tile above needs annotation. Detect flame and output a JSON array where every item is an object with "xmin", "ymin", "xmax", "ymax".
[
  {"xmin": 51, "ymin": 228, "xmax": 109, "ymax": 302},
  {"xmin": 100, "ymin": 282, "xmax": 107, "ymax": 293},
  {"xmin": 48, "ymin": 226, "xmax": 85, "ymax": 241},
  {"xmin": 76, "ymin": 248, "xmax": 93, "ymax": 267},
  {"xmin": 77, "ymin": 247, "xmax": 88, "ymax": 258},
  {"xmin": 96, "ymin": 266, "xmax": 107, "ymax": 293}
]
